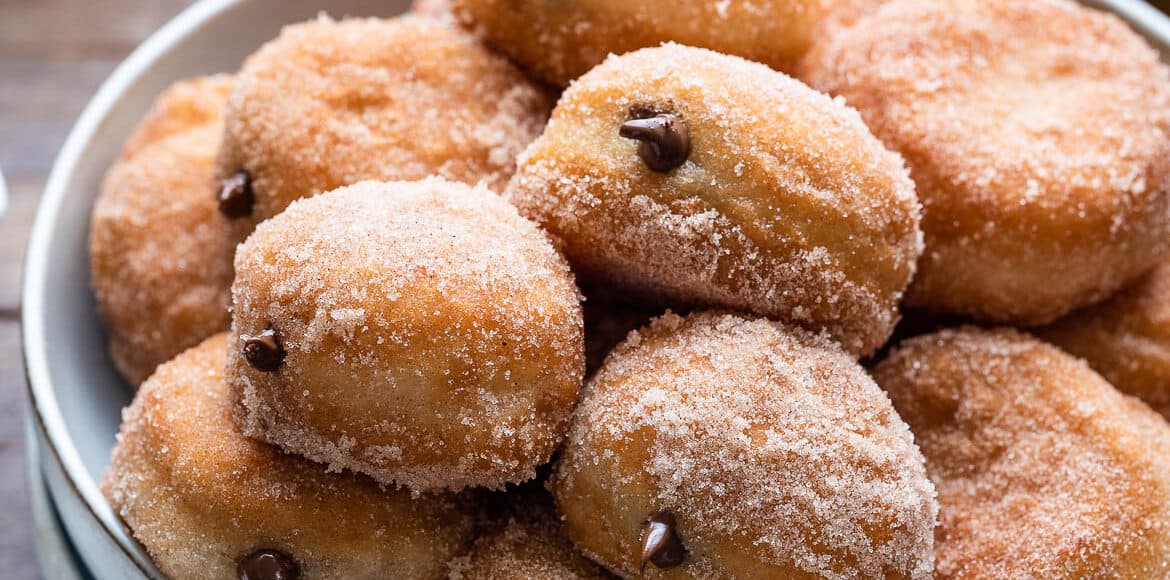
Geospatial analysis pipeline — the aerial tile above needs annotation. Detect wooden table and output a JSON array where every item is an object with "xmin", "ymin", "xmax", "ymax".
[{"xmin": 3, "ymin": 1, "xmax": 1170, "ymax": 578}]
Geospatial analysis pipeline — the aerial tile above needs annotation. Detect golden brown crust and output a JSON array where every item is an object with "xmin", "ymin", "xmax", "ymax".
[
  {"xmin": 1039, "ymin": 259, "xmax": 1170, "ymax": 419},
  {"xmin": 450, "ymin": 0, "xmax": 886, "ymax": 87},
  {"xmin": 229, "ymin": 179, "xmax": 584, "ymax": 491},
  {"xmin": 552, "ymin": 311, "xmax": 937, "ymax": 579},
  {"xmin": 217, "ymin": 15, "xmax": 552, "ymax": 221},
  {"xmin": 506, "ymin": 44, "xmax": 922, "ymax": 358},
  {"xmin": 101, "ymin": 333, "xmax": 476, "ymax": 580},
  {"xmin": 802, "ymin": 0, "xmax": 1170, "ymax": 325},
  {"xmin": 89, "ymin": 76, "xmax": 236, "ymax": 385},
  {"xmin": 873, "ymin": 327, "xmax": 1170, "ymax": 579}
]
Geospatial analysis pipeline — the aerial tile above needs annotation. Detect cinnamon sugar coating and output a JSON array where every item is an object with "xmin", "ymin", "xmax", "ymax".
[
  {"xmin": 450, "ymin": 0, "xmax": 886, "ymax": 87},
  {"xmin": 873, "ymin": 327, "xmax": 1170, "ymax": 579},
  {"xmin": 552, "ymin": 311, "xmax": 937, "ymax": 579},
  {"xmin": 101, "ymin": 333, "xmax": 475, "ymax": 579},
  {"xmin": 229, "ymin": 179, "xmax": 584, "ymax": 491},
  {"xmin": 803, "ymin": 0, "xmax": 1170, "ymax": 325},
  {"xmin": 506, "ymin": 44, "xmax": 922, "ymax": 358},
  {"xmin": 1039, "ymin": 257, "xmax": 1170, "ymax": 419},
  {"xmin": 217, "ymin": 15, "xmax": 551, "ymax": 221},
  {"xmin": 90, "ymin": 76, "xmax": 236, "ymax": 386}
]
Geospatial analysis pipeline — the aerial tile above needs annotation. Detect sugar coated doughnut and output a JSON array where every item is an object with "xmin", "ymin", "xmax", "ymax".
[
  {"xmin": 216, "ymin": 15, "xmax": 551, "ymax": 221},
  {"xmin": 802, "ymin": 0, "xmax": 1170, "ymax": 325},
  {"xmin": 552, "ymin": 311, "xmax": 937, "ymax": 578},
  {"xmin": 102, "ymin": 333, "xmax": 475, "ymax": 579},
  {"xmin": 506, "ymin": 44, "xmax": 922, "ymax": 357},
  {"xmin": 450, "ymin": 0, "xmax": 886, "ymax": 87},
  {"xmin": 873, "ymin": 327, "xmax": 1170, "ymax": 578},
  {"xmin": 1039, "ymin": 258, "xmax": 1170, "ymax": 419},
  {"xmin": 90, "ymin": 76, "xmax": 236, "ymax": 385},
  {"xmin": 229, "ymin": 179, "xmax": 584, "ymax": 491},
  {"xmin": 447, "ymin": 487, "xmax": 613, "ymax": 579}
]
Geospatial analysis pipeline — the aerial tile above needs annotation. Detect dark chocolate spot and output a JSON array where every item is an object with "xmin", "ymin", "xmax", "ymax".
[
  {"xmin": 242, "ymin": 327, "xmax": 285, "ymax": 372},
  {"xmin": 641, "ymin": 511, "xmax": 686, "ymax": 572},
  {"xmin": 620, "ymin": 113, "xmax": 690, "ymax": 172},
  {"xmin": 218, "ymin": 170, "xmax": 254, "ymax": 218},
  {"xmin": 237, "ymin": 549, "xmax": 299, "ymax": 580}
]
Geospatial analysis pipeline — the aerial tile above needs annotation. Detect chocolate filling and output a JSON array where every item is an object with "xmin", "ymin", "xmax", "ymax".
[
  {"xmin": 641, "ymin": 511, "xmax": 686, "ymax": 571},
  {"xmin": 620, "ymin": 112, "xmax": 690, "ymax": 172},
  {"xmin": 242, "ymin": 326, "xmax": 285, "ymax": 372},
  {"xmin": 218, "ymin": 170, "xmax": 254, "ymax": 218},
  {"xmin": 237, "ymin": 549, "xmax": 299, "ymax": 580}
]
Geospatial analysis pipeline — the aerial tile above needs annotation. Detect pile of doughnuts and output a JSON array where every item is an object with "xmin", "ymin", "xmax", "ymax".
[{"xmin": 89, "ymin": 0, "xmax": 1170, "ymax": 578}]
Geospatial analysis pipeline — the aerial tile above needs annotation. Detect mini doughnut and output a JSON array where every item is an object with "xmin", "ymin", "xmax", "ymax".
[
  {"xmin": 90, "ymin": 76, "xmax": 236, "ymax": 386},
  {"xmin": 802, "ymin": 0, "xmax": 1170, "ymax": 325},
  {"xmin": 101, "ymin": 333, "xmax": 476, "ymax": 579},
  {"xmin": 447, "ymin": 487, "xmax": 613, "ymax": 579},
  {"xmin": 506, "ymin": 44, "xmax": 922, "ymax": 357},
  {"xmin": 873, "ymin": 327, "xmax": 1170, "ymax": 578},
  {"xmin": 229, "ymin": 179, "xmax": 584, "ymax": 491},
  {"xmin": 1039, "ymin": 258, "xmax": 1170, "ymax": 419},
  {"xmin": 216, "ymin": 15, "xmax": 551, "ymax": 221},
  {"xmin": 551, "ymin": 311, "xmax": 937, "ymax": 578},
  {"xmin": 450, "ymin": 0, "xmax": 887, "ymax": 87}
]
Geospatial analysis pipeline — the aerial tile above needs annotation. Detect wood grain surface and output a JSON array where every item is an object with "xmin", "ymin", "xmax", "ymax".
[{"xmin": 1, "ymin": 1, "xmax": 1169, "ymax": 578}]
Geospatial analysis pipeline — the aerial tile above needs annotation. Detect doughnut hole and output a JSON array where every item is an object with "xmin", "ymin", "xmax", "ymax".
[
  {"xmin": 552, "ymin": 311, "xmax": 937, "ymax": 578},
  {"xmin": 229, "ymin": 179, "xmax": 584, "ymax": 491},
  {"xmin": 101, "ymin": 333, "xmax": 476, "ymax": 579}
]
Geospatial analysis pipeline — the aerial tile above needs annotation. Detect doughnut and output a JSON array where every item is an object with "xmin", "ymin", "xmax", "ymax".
[
  {"xmin": 216, "ymin": 15, "xmax": 552, "ymax": 221},
  {"xmin": 1039, "ymin": 258, "xmax": 1170, "ymax": 419},
  {"xmin": 90, "ymin": 76, "xmax": 236, "ymax": 386},
  {"xmin": 447, "ymin": 486, "xmax": 613, "ymax": 579},
  {"xmin": 551, "ymin": 311, "xmax": 938, "ymax": 578},
  {"xmin": 101, "ymin": 333, "xmax": 476, "ymax": 579},
  {"xmin": 872, "ymin": 327, "xmax": 1170, "ymax": 578},
  {"xmin": 450, "ymin": 0, "xmax": 887, "ymax": 87},
  {"xmin": 228, "ymin": 179, "xmax": 584, "ymax": 491},
  {"xmin": 802, "ymin": 0, "xmax": 1170, "ymax": 325},
  {"xmin": 505, "ymin": 44, "xmax": 922, "ymax": 357}
]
